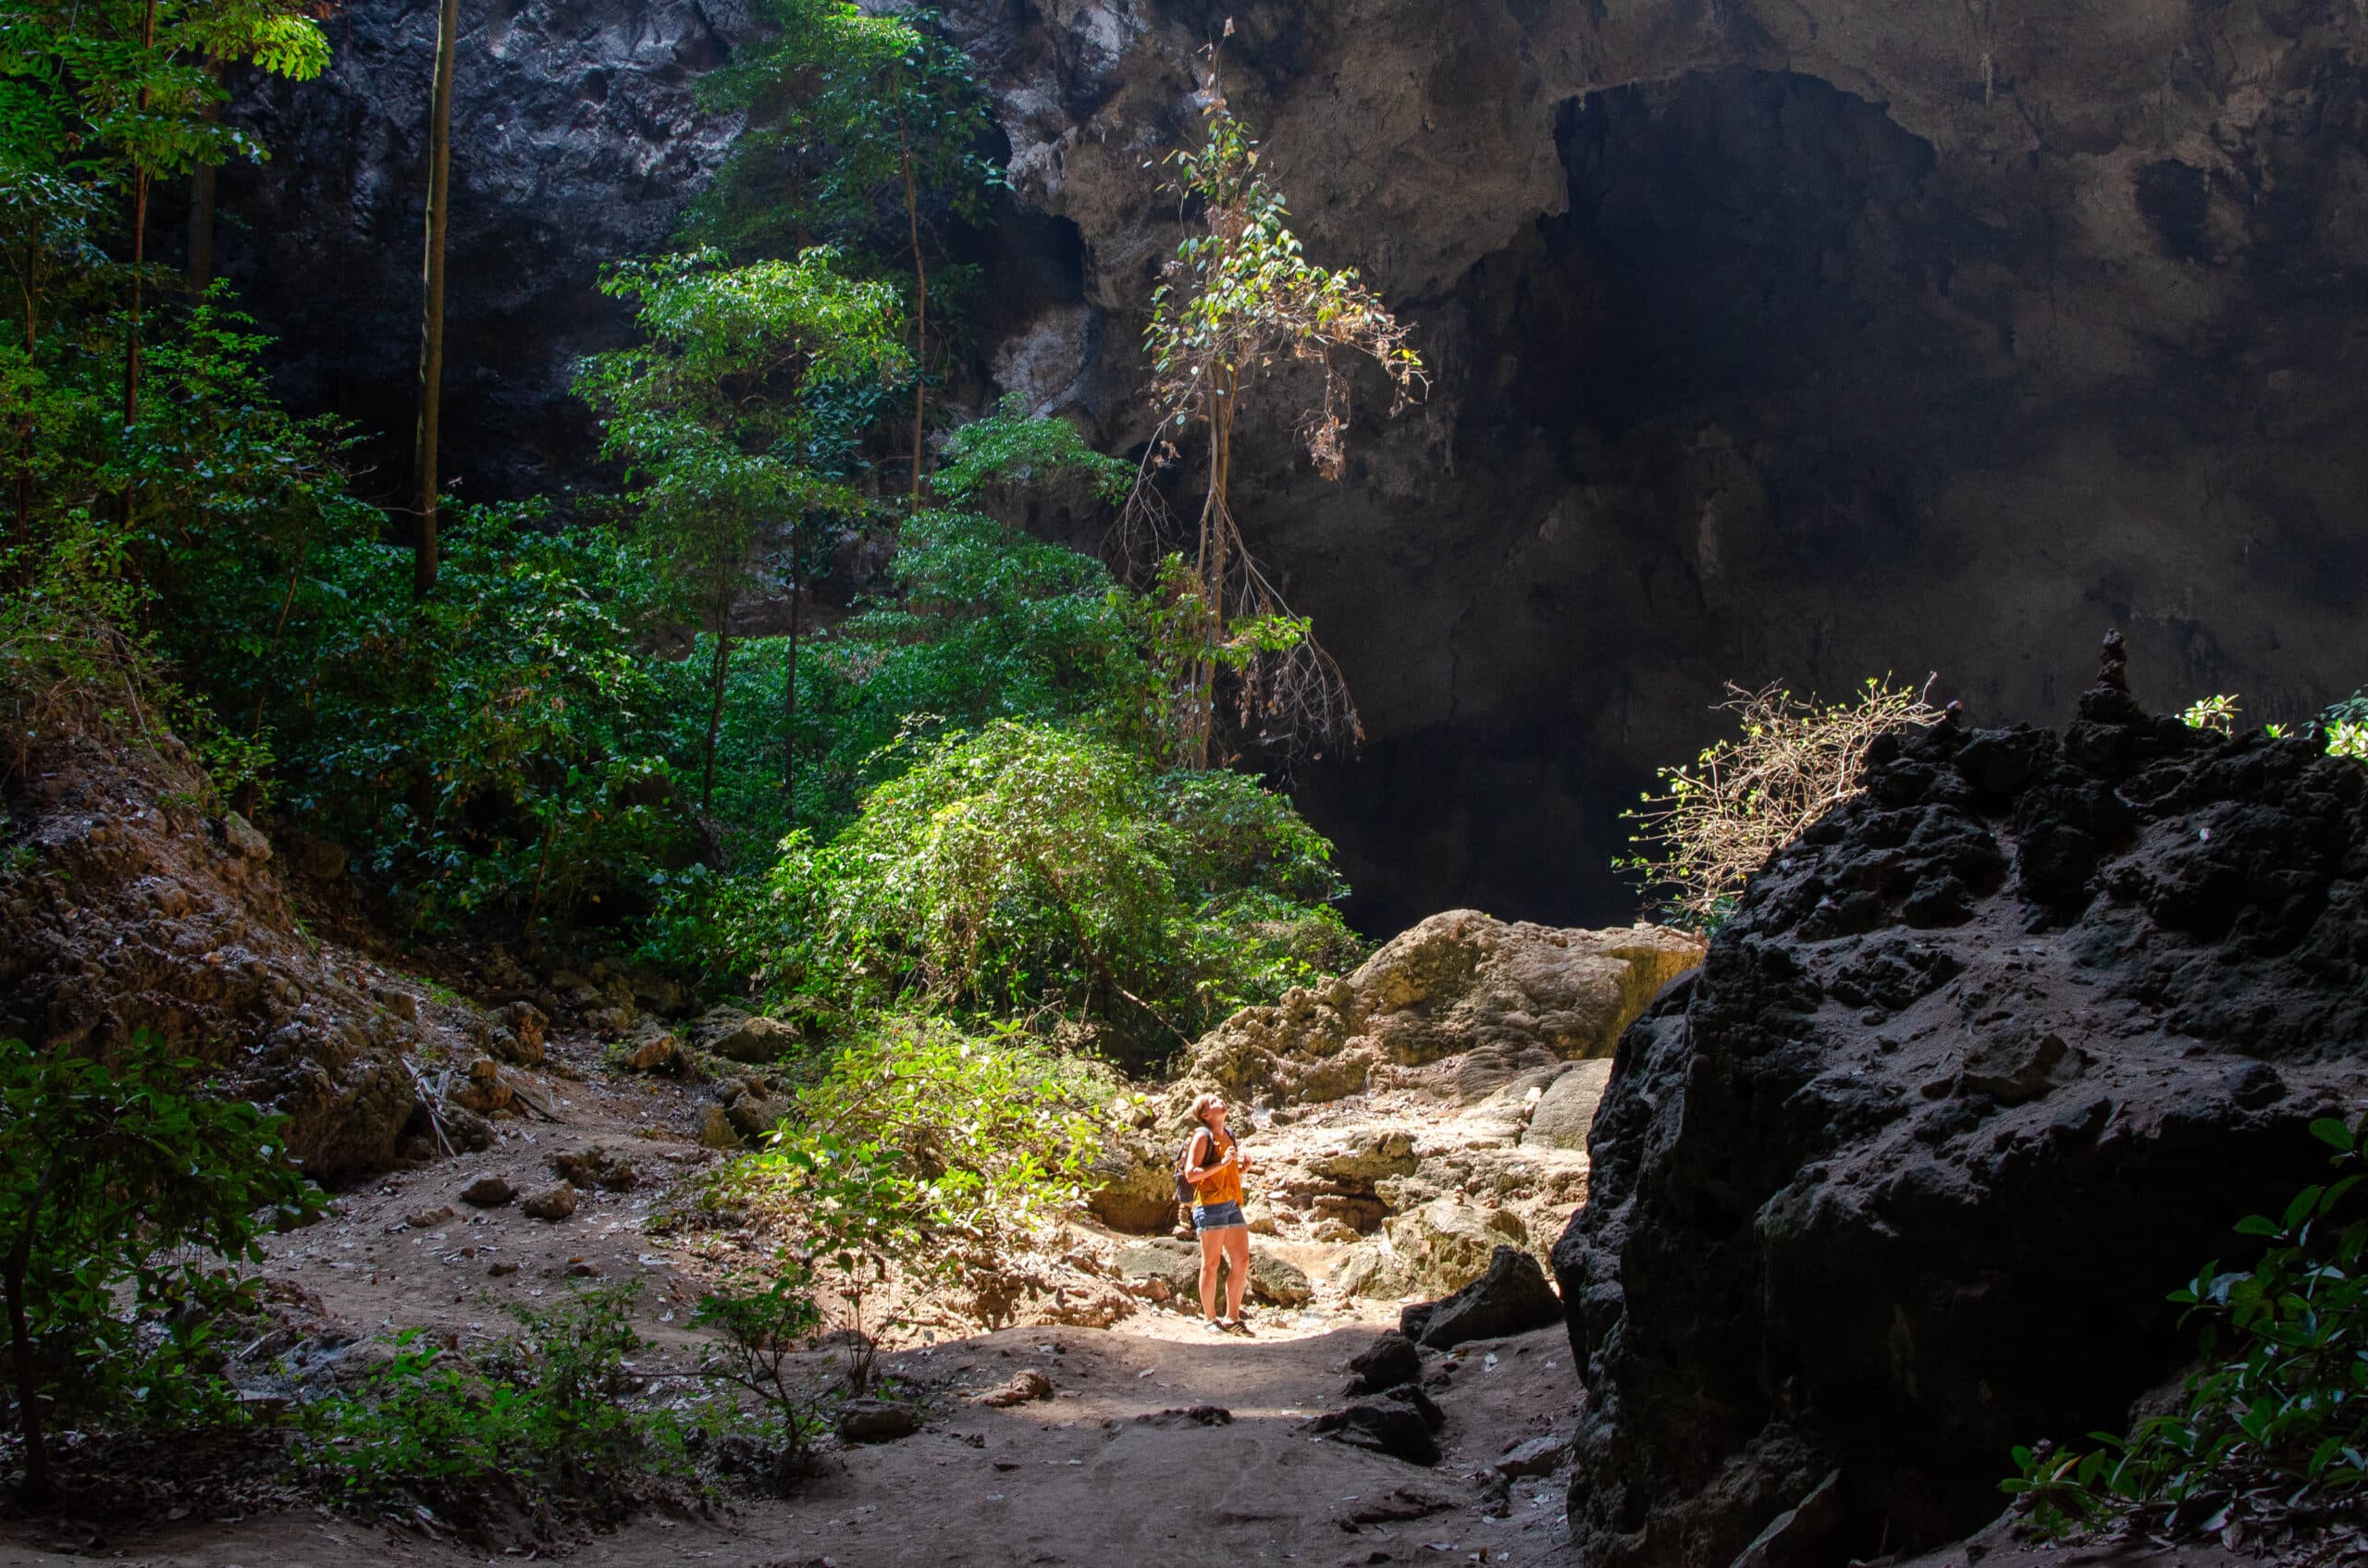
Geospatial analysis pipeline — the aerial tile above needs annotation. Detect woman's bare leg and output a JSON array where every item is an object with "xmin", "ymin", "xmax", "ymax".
[
  {"xmin": 1223, "ymin": 1228, "xmax": 1252, "ymax": 1319},
  {"xmin": 1199, "ymin": 1227, "xmax": 1224, "ymax": 1320}
]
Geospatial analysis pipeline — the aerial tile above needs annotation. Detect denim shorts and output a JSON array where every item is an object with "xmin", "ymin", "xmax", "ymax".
[{"xmin": 1192, "ymin": 1201, "xmax": 1247, "ymax": 1232}]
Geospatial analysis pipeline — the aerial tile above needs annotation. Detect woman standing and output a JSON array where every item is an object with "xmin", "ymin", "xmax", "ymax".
[{"xmin": 1182, "ymin": 1092, "xmax": 1253, "ymax": 1333}]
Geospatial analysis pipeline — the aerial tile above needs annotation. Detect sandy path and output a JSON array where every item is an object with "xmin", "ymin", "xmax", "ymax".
[{"xmin": 1, "ymin": 1029, "xmax": 1584, "ymax": 1568}]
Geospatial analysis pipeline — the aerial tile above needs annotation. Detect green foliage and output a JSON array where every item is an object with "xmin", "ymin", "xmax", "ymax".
[
  {"xmin": 688, "ymin": 1268, "xmax": 830, "ymax": 1471},
  {"xmin": 688, "ymin": 0, "xmax": 998, "ymax": 264},
  {"xmin": 0, "ymin": 0, "xmax": 328, "ymax": 180},
  {"xmin": 738, "ymin": 721, "xmax": 1355, "ymax": 1055},
  {"xmin": 934, "ymin": 396, "xmax": 1134, "ymax": 513},
  {"xmin": 301, "ymin": 1284, "xmax": 703, "ymax": 1521},
  {"xmin": 160, "ymin": 498, "xmax": 696, "ymax": 936},
  {"xmin": 0, "ymin": 1033, "xmax": 322, "ymax": 1495},
  {"xmin": 2004, "ymin": 1118, "xmax": 2368, "ymax": 1545},
  {"xmin": 1620, "ymin": 676, "xmax": 1942, "ymax": 931},
  {"xmin": 2180, "ymin": 693, "xmax": 2241, "ymax": 735},
  {"xmin": 715, "ymin": 1015, "xmax": 1111, "ymax": 1331},
  {"xmin": 577, "ymin": 246, "xmax": 905, "ymax": 577}
]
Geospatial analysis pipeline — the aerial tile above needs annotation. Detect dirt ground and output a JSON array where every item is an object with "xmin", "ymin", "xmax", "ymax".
[{"xmin": 0, "ymin": 1029, "xmax": 1583, "ymax": 1568}]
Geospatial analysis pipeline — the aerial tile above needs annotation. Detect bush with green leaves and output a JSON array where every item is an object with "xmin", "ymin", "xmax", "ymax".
[
  {"xmin": 0, "ymin": 1034, "xmax": 323, "ymax": 1502},
  {"xmin": 2003, "ymin": 1117, "xmax": 2368, "ymax": 1547},
  {"xmin": 164, "ymin": 500, "xmax": 696, "ymax": 937},
  {"xmin": 735, "ymin": 720, "xmax": 1355, "ymax": 1056},
  {"xmin": 713, "ymin": 1015, "xmax": 1113, "ymax": 1332},
  {"xmin": 300, "ymin": 1283, "xmax": 706, "ymax": 1525}
]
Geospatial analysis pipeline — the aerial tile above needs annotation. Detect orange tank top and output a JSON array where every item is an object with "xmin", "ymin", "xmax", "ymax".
[{"xmin": 1191, "ymin": 1127, "xmax": 1242, "ymax": 1208}]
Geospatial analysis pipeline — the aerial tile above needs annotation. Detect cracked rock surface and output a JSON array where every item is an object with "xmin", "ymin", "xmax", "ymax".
[{"xmin": 1553, "ymin": 653, "xmax": 2368, "ymax": 1567}]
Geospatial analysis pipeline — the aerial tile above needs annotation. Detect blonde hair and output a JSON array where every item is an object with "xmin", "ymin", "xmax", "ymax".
[{"xmin": 1187, "ymin": 1092, "xmax": 1226, "ymax": 1129}]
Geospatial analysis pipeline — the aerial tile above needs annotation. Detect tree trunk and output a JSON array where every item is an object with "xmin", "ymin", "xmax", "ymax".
[
  {"xmin": 782, "ymin": 578, "xmax": 801, "ymax": 819},
  {"xmin": 702, "ymin": 620, "xmax": 733, "ymax": 812},
  {"xmin": 413, "ymin": 0, "xmax": 461, "ymax": 601},
  {"xmin": 899, "ymin": 116, "xmax": 927, "ymax": 511},
  {"xmin": 186, "ymin": 69, "xmax": 221, "ymax": 292}
]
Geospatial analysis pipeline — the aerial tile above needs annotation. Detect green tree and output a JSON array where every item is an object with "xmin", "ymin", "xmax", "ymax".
[
  {"xmin": 574, "ymin": 246, "xmax": 906, "ymax": 811},
  {"xmin": 0, "ymin": 0, "xmax": 329, "ymax": 486},
  {"xmin": 693, "ymin": 0, "xmax": 998, "ymax": 506},
  {"xmin": 1, "ymin": 1034, "xmax": 321, "ymax": 1502},
  {"xmin": 1141, "ymin": 56, "xmax": 1425, "ymax": 768}
]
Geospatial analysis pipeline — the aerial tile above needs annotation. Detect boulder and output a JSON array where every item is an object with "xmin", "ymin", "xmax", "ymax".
[
  {"xmin": 697, "ymin": 1105, "xmax": 741, "ymax": 1150},
  {"xmin": 726, "ymin": 1090, "xmax": 794, "ymax": 1141},
  {"xmin": 1085, "ymin": 1132, "xmax": 1182, "ymax": 1234},
  {"xmin": 520, "ymin": 1182, "xmax": 578, "ymax": 1221},
  {"xmin": 1111, "ymin": 1236, "xmax": 1312, "ymax": 1307},
  {"xmin": 1523, "ymin": 1059, "xmax": 1614, "ymax": 1152},
  {"xmin": 1411, "ymin": 1245, "xmax": 1562, "ymax": 1350},
  {"xmin": 1330, "ymin": 1241, "xmax": 1417, "ymax": 1301},
  {"xmin": 621, "ymin": 1032, "xmax": 684, "ymax": 1074},
  {"xmin": 1385, "ymin": 1197, "xmax": 1526, "ymax": 1295},
  {"xmin": 1175, "ymin": 916, "xmax": 1702, "ymax": 1107},
  {"xmin": 1556, "ymin": 653, "xmax": 2368, "ymax": 1568},
  {"xmin": 1495, "ymin": 1430, "xmax": 1577, "ymax": 1479},
  {"xmin": 712, "ymin": 1014, "xmax": 800, "ymax": 1064},
  {"xmin": 1304, "ymin": 1130, "xmax": 1420, "ymax": 1184},
  {"xmin": 836, "ymin": 1398, "xmax": 920, "ymax": 1443},
  {"xmin": 1345, "ymin": 1330, "xmax": 1424, "ymax": 1395},
  {"xmin": 550, "ymin": 1144, "xmax": 638, "ymax": 1191},
  {"xmin": 459, "ymin": 1175, "xmax": 513, "ymax": 1208},
  {"xmin": 1310, "ymin": 1387, "xmax": 1445, "ymax": 1465}
]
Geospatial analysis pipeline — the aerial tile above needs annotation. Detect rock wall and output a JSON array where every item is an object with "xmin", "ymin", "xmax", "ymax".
[
  {"xmin": 0, "ymin": 719, "xmax": 455, "ymax": 1182},
  {"xmin": 215, "ymin": 0, "xmax": 2368, "ymax": 930},
  {"xmin": 1550, "ymin": 644, "xmax": 2368, "ymax": 1566}
]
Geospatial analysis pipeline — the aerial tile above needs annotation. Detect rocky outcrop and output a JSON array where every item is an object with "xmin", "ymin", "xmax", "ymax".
[
  {"xmin": 0, "ymin": 722, "xmax": 448, "ymax": 1182},
  {"xmin": 1181, "ymin": 912, "xmax": 1702, "ymax": 1105},
  {"xmin": 1552, "ymin": 644, "xmax": 2368, "ymax": 1568}
]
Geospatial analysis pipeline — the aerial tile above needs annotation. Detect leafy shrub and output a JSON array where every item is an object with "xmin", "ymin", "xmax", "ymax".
[
  {"xmin": 161, "ymin": 500, "xmax": 697, "ymax": 936},
  {"xmin": 715, "ymin": 1015, "xmax": 1111, "ymax": 1331},
  {"xmin": 300, "ymin": 1284, "xmax": 703, "ymax": 1525},
  {"xmin": 1621, "ymin": 676, "xmax": 1942, "ymax": 930},
  {"xmin": 0, "ymin": 1034, "xmax": 323, "ymax": 1501},
  {"xmin": 2004, "ymin": 1117, "xmax": 2368, "ymax": 1548},
  {"xmin": 2180, "ymin": 694, "xmax": 2241, "ymax": 735},
  {"xmin": 737, "ymin": 721, "xmax": 1354, "ymax": 1054}
]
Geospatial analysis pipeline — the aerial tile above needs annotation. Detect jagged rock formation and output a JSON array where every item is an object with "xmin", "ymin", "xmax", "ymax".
[
  {"xmin": 0, "ymin": 723, "xmax": 451, "ymax": 1181},
  {"xmin": 1551, "ymin": 647, "xmax": 2368, "ymax": 1567},
  {"xmin": 216, "ymin": 0, "xmax": 2368, "ymax": 934},
  {"xmin": 1178, "ymin": 910, "xmax": 1702, "ymax": 1105}
]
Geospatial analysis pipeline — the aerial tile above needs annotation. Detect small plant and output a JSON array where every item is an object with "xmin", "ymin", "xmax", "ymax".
[
  {"xmin": 0, "ymin": 1033, "xmax": 322, "ymax": 1502},
  {"xmin": 689, "ymin": 1266, "xmax": 829, "ymax": 1476},
  {"xmin": 2180, "ymin": 694, "xmax": 2241, "ymax": 734},
  {"xmin": 300, "ymin": 1283, "xmax": 697, "ymax": 1525},
  {"xmin": 715, "ymin": 1016, "xmax": 1109, "ymax": 1337},
  {"xmin": 2003, "ymin": 1117, "xmax": 2368, "ymax": 1549},
  {"xmin": 1619, "ymin": 676, "xmax": 1942, "ymax": 930},
  {"xmin": 2330, "ymin": 721, "xmax": 2368, "ymax": 764}
]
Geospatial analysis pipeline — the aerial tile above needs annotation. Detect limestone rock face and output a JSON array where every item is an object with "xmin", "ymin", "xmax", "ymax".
[
  {"xmin": 1180, "ymin": 914, "xmax": 1703, "ymax": 1105},
  {"xmin": 0, "ymin": 724, "xmax": 444, "ymax": 1182},
  {"xmin": 1553, "ymin": 668, "xmax": 2368, "ymax": 1568}
]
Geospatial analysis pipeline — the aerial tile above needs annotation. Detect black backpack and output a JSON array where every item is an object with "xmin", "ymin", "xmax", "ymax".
[{"xmin": 1171, "ymin": 1124, "xmax": 1227, "ymax": 1204}]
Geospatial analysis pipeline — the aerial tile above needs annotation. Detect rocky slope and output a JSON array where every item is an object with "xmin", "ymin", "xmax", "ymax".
[
  {"xmin": 1551, "ymin": 640, "xmax": 2368, "ymax": 1566},
  {"xmin": 0, "ymin": 721, "xmax": 434, "ymax": 1180},
  {"xmin": 216, "ymin": 0, "xmax": 2368, "ymax": 932}
]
